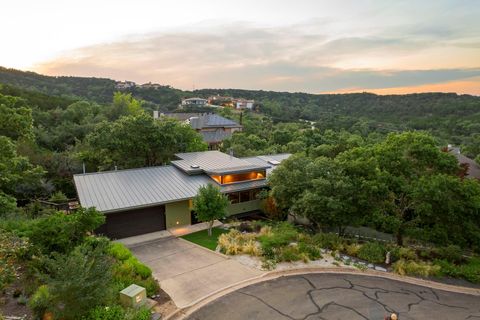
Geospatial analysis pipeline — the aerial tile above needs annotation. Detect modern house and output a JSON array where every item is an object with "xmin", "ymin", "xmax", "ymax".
[
  {"xmin": 181, "ymin": 97, "xmax": 208, "ymax": 107},
  {"xmin": 73, "ymin": 151, "xmax": 290, "ymax": 239},
  {"xmin": 158, "ymin": 113, "xmax": 243, "ymax": 149}
]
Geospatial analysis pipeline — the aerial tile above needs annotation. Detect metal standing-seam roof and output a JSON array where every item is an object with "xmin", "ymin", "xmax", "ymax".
[
  {"xmin": 172, "ymin": 151, "xmax": 269, "ymax": 175},
  {"xmin": 74, "ymin": 165, "xmax": 211, "ymax": 213},
  {"xmin": 74, "ymin": 152, "xmax": 291, "ymax": 213}
]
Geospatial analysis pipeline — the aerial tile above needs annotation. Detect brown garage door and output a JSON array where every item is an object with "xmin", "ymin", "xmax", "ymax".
[{"xmin": 97, "ymin": 205, "xmax": 166, "ymax": 239}]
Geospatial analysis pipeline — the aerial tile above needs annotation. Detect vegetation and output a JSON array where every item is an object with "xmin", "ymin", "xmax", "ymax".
[
  {"xmin": 181, "ymin": 227, "xmax": 229, "ymax": 250},
  {"xmin": 192, "ymin": 184, "xmax": 229, "ymax": 236}
]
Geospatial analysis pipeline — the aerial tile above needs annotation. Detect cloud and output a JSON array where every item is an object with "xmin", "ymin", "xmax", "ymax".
[{"xmin": 34, "ymin": 22, "xmax": 480, "ymax": 94}]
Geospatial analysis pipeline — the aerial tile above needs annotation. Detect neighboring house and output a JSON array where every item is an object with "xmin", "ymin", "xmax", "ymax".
[
  {"xmin": 208, "ymin": 95, "xmax": 234, "ymax": 108},
  {"xmin": 181, "ymin": 97, "xmax": 208, "ymax": 107},
  {"xmin": 115, "ymin": 81, "xmax": 136, "ymax": 89},
  {"xmin": 233, "ymin": 98, "xmax": 254, "ymax": 110},
  {"xmin": 73, "ymin": 151, "xmax": 290, "ymax": 239},
  {"xmin": 159, "ymin": 112, "xmax": 243, "ymax": 149},
  {"xmin": 448, "ymin": 145, "xmax": 480, "ymax": 179}
]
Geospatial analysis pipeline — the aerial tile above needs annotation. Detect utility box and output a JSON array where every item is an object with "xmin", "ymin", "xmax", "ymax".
[{"xmin": 119, "ymin": 284, "xmax": 147, "ymax": 308}]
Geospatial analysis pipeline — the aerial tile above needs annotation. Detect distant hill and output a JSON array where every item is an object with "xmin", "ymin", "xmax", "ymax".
[{"xmin": 1, "ymin": 66, "xmax": 479, "ymax": 150}]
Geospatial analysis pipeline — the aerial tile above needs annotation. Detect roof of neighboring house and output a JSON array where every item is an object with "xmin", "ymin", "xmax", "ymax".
[
  {"xmin": 448, "ymin": 146, "xmax": 480, "ymax": 179},
  {"xmin": 183, "ymin": 97, "xmax": 207, "ymax": 101},
  {"xmin": 73, "ymin": 151, "xmax": 291, "ymax": 213},
  {"xmin": 162, "ymin": 113, "xmax": 241, "ymax": 129}
]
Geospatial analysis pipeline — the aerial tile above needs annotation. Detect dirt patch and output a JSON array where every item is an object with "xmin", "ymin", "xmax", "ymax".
[
  {"xmin": 0, "ymin": 280, "xmax": 33, "ymax": 320},
  {"xmin": 151, "ymin": 288, "xmax": 177, "ymax": 318}
]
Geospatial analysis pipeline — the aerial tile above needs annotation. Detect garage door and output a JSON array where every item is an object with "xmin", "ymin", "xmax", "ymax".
[{"xmin": 97, "ymin": 205, "xmax": 166, "ymax": 239}]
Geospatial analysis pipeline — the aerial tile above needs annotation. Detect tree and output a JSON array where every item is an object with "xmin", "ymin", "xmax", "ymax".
[
  {"xmin": 40, "ymin": 238, "xmax": 114, "ymax": 319},
  {"xmin": 0, "ymin": 136, "xmax": 44, "ymax": 215},
  {"xmin": 268, "ymin": 154, "xmax": 311, "ymax": 212},
  {"xmin": 412, "ymin": 174, "xmax": 480, "ymax": 248},
  {"xmin": 0, "ymin": 94, "xmax": 34, "ymax": 140},
  {"xmin": 372, "ymin": 132, "xmax": 459, "ymax": 245},
  {"xmin": 105, "ymin": 92, "xmax": 144, "ymax": 120},
  {"xmin": 192, "ymin": 184, "xmax": 229, "ymax": 236},
  {"xmin": 83, "ymin": 114, "xmax": 207, "ymax": 170}
]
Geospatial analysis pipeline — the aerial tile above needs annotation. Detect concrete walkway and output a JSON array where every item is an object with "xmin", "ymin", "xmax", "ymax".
[
  {"xmin": 115, "ymin": 221, "xmax": 223, "ymax": 246},
  {"xmin": 127, "ymin": 229, "xmax": 262, "ymax": 308}
]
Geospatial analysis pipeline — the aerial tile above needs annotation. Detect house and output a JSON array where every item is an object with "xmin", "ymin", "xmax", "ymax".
[
  {"xmin": 115, "ymin": 81, "xmax": 136, "ymax": 90},
  {"xmin": 181, "ymin": 97, "xmax": 208, "ymax": 107},
  {"xmin": 208, "ymin": 95, "xmax": 234, "ymax": 108},
  {"xmin": 73, "ymin": 151, "xmax": 290, "ymax": 239},
  {"xmin": 233, "ymin": 98, "xmax": 254, "ymax": 110},
  {"xmin": 159, "ymin": 113, "xmax": 243, "ymax": 149},
  {"xmin": 448, "ymin": 145, "xmax": 480, "ymax": 179}
]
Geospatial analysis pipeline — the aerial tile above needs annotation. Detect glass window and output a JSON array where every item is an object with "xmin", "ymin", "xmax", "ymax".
[
  {"xmin": 228, "ymin": 192, "xmax": 239, "ymax": 204},
  {"xmin": 240, "ymin": 190, "xmax": 251, "ymax": 202}
]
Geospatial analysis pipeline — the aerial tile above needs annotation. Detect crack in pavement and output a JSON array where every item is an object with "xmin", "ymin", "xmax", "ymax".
[{"xmin": 187, "ymin": 274, "xmax": 479, "ymax": 320}]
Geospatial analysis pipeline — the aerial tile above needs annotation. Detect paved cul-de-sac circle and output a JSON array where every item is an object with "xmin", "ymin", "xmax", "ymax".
[{"xmin": 187, "ymin": 273, "xmax": 480, "ymax": 320}]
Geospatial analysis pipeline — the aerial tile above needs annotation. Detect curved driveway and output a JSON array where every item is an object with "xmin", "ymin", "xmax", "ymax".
[{"xmin": 187, "ymin": 273, "xmax": 480, "ymax": 320}]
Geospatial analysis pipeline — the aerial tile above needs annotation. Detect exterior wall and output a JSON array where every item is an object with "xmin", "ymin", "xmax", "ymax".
[
  {"xmin": 165, "ymin": 200, "xmax": 191, "ymax": 228},
  {"xmin": 227, "ymin": 199, "xmax": 263, "ymax": 216}
]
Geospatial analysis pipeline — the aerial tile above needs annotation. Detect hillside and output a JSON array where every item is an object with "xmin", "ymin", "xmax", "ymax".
[{"xmin": 1, "ymin": 66, "xmax": 480, "ymax": 153}]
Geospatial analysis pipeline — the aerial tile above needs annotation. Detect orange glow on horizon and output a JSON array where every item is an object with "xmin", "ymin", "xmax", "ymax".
[{"xmin": 323, "ymin": 76, "xmax": 480, "ymax": 96}]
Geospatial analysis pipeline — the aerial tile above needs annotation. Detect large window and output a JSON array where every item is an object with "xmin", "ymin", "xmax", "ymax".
[
  {"xmin": 227, "ymin": 189, "xmax": 262, "ymax": 204},
  {"xmin": 210, "ymin": 170, "xmax": 266, "ymax": 185}
]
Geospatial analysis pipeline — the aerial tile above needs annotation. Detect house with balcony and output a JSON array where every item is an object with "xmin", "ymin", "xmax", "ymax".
[{"xmin": 73, "ymin": 151, "xmax": 290, "ymax": 239}]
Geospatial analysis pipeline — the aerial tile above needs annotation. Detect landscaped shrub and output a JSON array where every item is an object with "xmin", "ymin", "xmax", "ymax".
[
  {"xmin": 25, "ymin": 207, "xmax": 105, "ymax": 254},
  {"xmin": 312, "ymin": 233, "xmax": 344, "ymax": 251},
  {"xmin": 278, "ymin": 245, "xmax": 302, "ymax": 262},
  {"xmin": 48, "ymin": 191, "xmax": 68, "ymax": 204},
  {"xmin": 357, "ymin": 242, "xmax": 386, "ymax": 264},
  {"xmin": 345, "ymin": 243, "xmax": 361, "ymax": 257},
  {"xmin": 218, "ymin": 229, "xmax": 259, "ymax": 255},
  {"xmin": 82, "ymin": 305, "xmax": 125, "ymax": 320},
  {"xmin": 108, "ymin": 242, "xmax": 133, "ymax": 261},
  {"xmin": 389, "ymin": 246, "xmax": 417, "ymax": 262},
  {"xmin": 298, "ymin": 242, "xmax": 322, "ymax": 261},
  {"xmin": 0, "ymin": 231, "xmax": 30, "ymax": 290},
  {"xmin": 258, "ymin": 222, "xmax": 298, "ymax": 251},
  {"xmin": 433, "ymin": 245, "xmax": 464, "ymax": 263},
  {"xmin": 393, "ymin": 259, "xmax": 441, "ymax": 277},
  {"xmin": 435, "ymin": 257, "xmax": 480, "ymax": 283},
  {"xmin": 28, "ymin": 285, "xmax": 52, "ymax": 318},
  {"xmin": 124, "ymin": 306, "xmax": 151, "ymax": 320}
]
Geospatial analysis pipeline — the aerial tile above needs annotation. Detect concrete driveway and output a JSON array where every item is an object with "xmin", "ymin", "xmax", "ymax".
[
  {"xmin": 128, "ymin": 237, "xmax": 262, "ymax": 308},
  {"xmin": 187, "ymin": 273, "xmax": 480, "ymax": 320}
]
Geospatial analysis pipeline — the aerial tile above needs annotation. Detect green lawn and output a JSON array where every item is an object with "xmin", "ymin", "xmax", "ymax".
[{"xmin": 180, "ymin": 227, "xmax": 228, "ymax": 250}]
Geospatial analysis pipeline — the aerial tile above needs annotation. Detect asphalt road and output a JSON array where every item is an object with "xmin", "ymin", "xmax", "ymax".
[{"xmin": 187, "ymin": 273, "xmax": 480, "ymax": 320}]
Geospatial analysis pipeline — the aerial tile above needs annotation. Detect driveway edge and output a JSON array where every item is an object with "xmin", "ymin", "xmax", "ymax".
[{"xmin": 165, "ymin": 266, "xmax": 480, "ymax": 320}]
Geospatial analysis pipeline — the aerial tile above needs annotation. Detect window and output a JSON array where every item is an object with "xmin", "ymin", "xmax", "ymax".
[
  {"xmin": 228, "ymin": 192, "xmax": 239, "ymax": 204},
  {"xmin": 240, "ymin": 190, "xmax": 251, "ymax": 202},
  {"xmin": 211, "ymin": 170, "xmax": 266, "ymax": 185}
]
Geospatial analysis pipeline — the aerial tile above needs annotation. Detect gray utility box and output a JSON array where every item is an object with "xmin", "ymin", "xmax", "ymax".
[{"xmin": 120, "ymin": 284, "xmax": 147, "ymax": 308}]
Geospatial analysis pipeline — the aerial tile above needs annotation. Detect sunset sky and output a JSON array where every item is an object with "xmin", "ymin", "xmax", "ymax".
[{"xmin": 2, "ymin": 0, "xmax": 480, "ymax": 94}]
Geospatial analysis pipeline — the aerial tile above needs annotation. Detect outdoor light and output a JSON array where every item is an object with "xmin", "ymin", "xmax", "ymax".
[{"xmin": 176, "ymin": 221, "xmax": 180, "ymax": 225}]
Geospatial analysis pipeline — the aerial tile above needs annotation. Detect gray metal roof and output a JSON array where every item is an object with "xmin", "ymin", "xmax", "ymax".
[
  {"xmin": 242, "ymin": 153, "xmax": 291, "ymax": 174},
  {"xmin": 74, "ymin": 152, "xmax": 291, "ymax": 213},
  {"xmin": 172, "ymin": 151, "xmax": 269, "ymax": 175},
  {"xmin": 162, "ymin": 113, "xmax": 241, "ymax": 129},
  {"xmin": 74, "ymin": 166, "xmax": 210, "ymax": 213},
  {"xmin": 200, "ymin": 130, "xmax": 233, "ymax": 143}
]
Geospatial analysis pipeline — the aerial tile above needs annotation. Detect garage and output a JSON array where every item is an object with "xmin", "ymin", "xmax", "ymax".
[{"xmin": 97, "ymin": 205, "xmax": 166, "ymax": 239}]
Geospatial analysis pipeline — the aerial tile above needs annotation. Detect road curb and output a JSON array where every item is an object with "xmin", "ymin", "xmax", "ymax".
[{"xmin": 165, "ymin": 266, "xmax": 480, "ymax": 320}]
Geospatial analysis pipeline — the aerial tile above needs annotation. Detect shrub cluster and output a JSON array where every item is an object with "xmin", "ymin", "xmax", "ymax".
[{"xmin": 108, "ymin": 242, "xmax": 159, "ymax": 296}]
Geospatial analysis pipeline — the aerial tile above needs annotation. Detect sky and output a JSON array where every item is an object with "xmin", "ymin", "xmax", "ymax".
[{"xmin": 2, "ymin": 0, "xmax": 480, "ymax": 94}]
